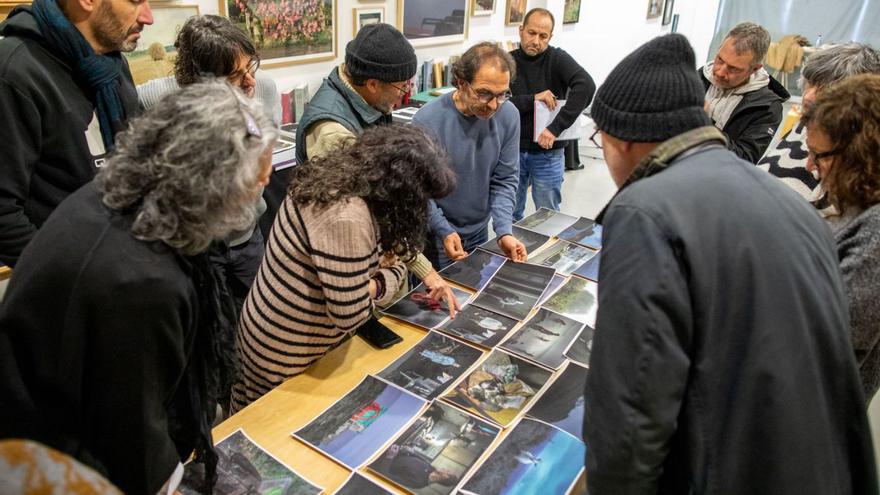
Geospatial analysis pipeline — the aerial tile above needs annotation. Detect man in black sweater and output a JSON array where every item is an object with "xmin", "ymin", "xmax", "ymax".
[{"xmin": 509, "ymin": 8, "xmax": 595, "ymax": 221}]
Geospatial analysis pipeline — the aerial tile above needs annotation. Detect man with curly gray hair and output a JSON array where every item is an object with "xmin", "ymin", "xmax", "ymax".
[{"xmin": 0, "ymin": 82, "xmax": 277, "ymax": 495}]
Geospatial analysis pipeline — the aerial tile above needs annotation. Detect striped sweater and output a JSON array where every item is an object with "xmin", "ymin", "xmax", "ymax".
[{"xmin": 231, "ymin": 196, "xmax": 405, "ymax": 412}]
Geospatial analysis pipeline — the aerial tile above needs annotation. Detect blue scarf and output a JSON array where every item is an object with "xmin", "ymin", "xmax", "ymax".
[{"xmin": 30, "ymin": 0, "xmax": 128, "ymax": 150}]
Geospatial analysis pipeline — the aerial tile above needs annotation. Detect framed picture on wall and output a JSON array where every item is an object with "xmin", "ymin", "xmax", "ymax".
[
  {"xmin": 646, "ymin": 0, "xmax": 661, "ymax": 19},
  {"xmin": 219, "ymin": 0, "xmax": 336, "ymax": 68},
  {"xmin": 506, "ymin": 0, "xmax": 526, "ymax": 25},
  {"xmin": 398, "ymin": 0, "xmax": 469, "ymax": 47},
  {"xmin": 472, "ymin": 0, "xmax": 495, "ymax": 16},
  {"xmin": 662, "ymin": 0, "xmax": 674, "ymax": 25},
  {"xmin": 563, "ymin": 0, "xmax": 580, "ymax": 24},
  {"xmin": 353, "ymin": 6, "xmax": 384, "ymax": 37},
  {"xmin": 124, "ymin": 4, "xmax": 200, "ymax": 85}
]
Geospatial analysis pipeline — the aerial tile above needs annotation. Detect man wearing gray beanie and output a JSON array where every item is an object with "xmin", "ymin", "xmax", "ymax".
[{"xmin": 583, "ymin": 33, "xmax": 876, "ymax": 495}]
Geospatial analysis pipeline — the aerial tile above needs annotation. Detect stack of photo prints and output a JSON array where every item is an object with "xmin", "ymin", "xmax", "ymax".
[{"xmin": 195, "ymin": 208, "xmax": 603, "ymax": 494}]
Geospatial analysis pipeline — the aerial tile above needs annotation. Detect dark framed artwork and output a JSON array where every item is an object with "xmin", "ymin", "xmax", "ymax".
[
  {"xmin": 662, "ymin": 0, "xmax": 674, "ymax": 25},
  {"xmin": 563, "ymin": 0, "xmax": 580, "ymax": 24},
  {"xmin": 472, "ymin": 0, "xmax": 495, "ymax": 16},
  {"xmin": 398, "ymin": 0, "xmax": 469, "ymax": 46},
  {"xmin": 646, "ymin": 0, "xmax": 661, "ymax": 19}
]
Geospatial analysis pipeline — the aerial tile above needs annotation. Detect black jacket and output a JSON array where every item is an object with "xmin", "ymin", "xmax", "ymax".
[
  {"xmin": 585, "ymin": 143, "xmax": 877, "ymax": 494},
  {"xmin": 510, "ymin": 46, "xmax": 595, "ymax": 152},
  {"xmin": 0, "ymin": 7, "xmax": 138, "ymax": 267},
  {"xmin": 699, "ymin": 69, "xmax": 789, "ymax": 163}
]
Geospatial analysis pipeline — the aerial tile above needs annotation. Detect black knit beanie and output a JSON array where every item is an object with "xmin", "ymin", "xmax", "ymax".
[
  {"xmin": 592, "ymin": 33, "xmax": 710, "ymax": 142},
  {"xmin": 346, "ymin": 23, "xmax": 417, "ymax": 82}
]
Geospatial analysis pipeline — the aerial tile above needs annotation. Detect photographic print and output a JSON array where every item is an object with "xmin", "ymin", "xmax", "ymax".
[
  {"xmin": 398, "ymin": 0, "xmax": 468, "ymax": 46},
  {"xmin": 557, "ymin": 217, "xmax": 602, "ymax": 250},
  {"xmin": 480, "ymin": 225, "xmax": 550, "ymax": 259},
  {"xmin": 382, "ymin": 284, "xmax": 472, "ymax": 330},
  {"xmin": 472, "ymin": 0, "xmax": 495, "ymax": 16},
  {"xmin": 460, "ymin": 418, "xmax": 585, "ymax": 495},
  {"xmin": 437, "ymin": 304, "xmax": 519, "ymax": 348},
  {"xmin": 378, "ymin": 331, "xmax": 483, "ymax": 400},
  {"xmin": 505, "ymin": 0, "xmax": 527, "ymax": 25},
  {"xmin": 292, "ymin": 375, "xmax": 426, "ymax": 469},
  {"xmin": 572, "ymin": 253, "xmax": 599, "ymax": 282},
  {"xmin": 662, "ymin": 0, "xmax": 674, "ymax": 25},
  {"xmin": 562, "ymin": 0, "xmax": 580, "ymax": 24},
  {"xmin": 528, "ymin": 240, "xmax": 597, "ymax": 276},
  {"xmin": 563, "ymin": 324, "xmax": 594, "ymax": 367},
  {"xmin": 515, "ymin": 208, "xmax": 579, "ymax": 237},
  {"xmin": 221, "ymin": 0, "xmax": 336, "ymax": 68},
  {"xmin": 440, "ymin": 249, "xmax": 505, "ymax": 291},
  {"xmin": 541, "ymin": 276, "xmax": 598, "ymax": 326},
  {"xmin": 179, "ymin": 429, "xmax": 322, "ymax": 495},
  {"xmin": 472, "ymin": 261, "xmax": 556, "ymax": 321},
  {"xmin": 334, "ymin": 472, "xmax": 393, "ymax": 495},
  {"xmin": 646, "ymin": 0, "xmax": 661, "ymax": 19},
  {"xmin": 441, "ymin": 350, "xmax": 552, "ymax": 426},
  {"xmin": 499, "ymin": 308, "xmax": 584, "ymax": 370},
  {"xmin": 124, "ymin": 5, "xmax": 199, "ymax": 85},
  {"xmin": 526, "ymin": 362, "xmax": 588, "ymax": 439},
  {"xmin": 536, "ymin": 274, "xmax": 567, "ymax": 307},
  {"xmin": 368, "ymin": 402, "xmax": 501, "ymax": 495},
  {"xmin": 353, "ymin": 6, "xmax": 384, "ymax": 37}
]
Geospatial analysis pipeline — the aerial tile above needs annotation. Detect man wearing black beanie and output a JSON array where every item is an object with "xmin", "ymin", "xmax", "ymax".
[{"xmin": 583, "ymin": 33, "xmax": 877, "ymax": 495}]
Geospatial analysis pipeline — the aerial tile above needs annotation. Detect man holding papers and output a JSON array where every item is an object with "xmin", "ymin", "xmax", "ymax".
[{"xmin": 510, "ymin": 8, "xmax": 595, "ymax": 220}]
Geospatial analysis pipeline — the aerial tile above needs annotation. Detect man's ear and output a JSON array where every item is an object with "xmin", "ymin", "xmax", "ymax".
[
  {"xmin": 69, "ymin": 0, "xmax": 99, "ymax": 15},
  {"xmin": 751, "ymin": 63, "xmax": 763, "ymax": 76},
  {"xmin": 364, "ymin": 79, "xmax": 382, "ymax": 94}
]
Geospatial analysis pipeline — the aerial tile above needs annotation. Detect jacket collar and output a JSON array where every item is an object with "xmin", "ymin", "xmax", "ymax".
[{"xmin": 328, "ymin": 65, "xmax": 388, "ymax": 126}]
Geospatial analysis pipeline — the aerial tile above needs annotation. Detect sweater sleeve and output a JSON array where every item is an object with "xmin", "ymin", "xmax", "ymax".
[
  {"xmin": 585, "ymin": 203, "xmax": 693, "ymax": 494},
  {"xmin": 488, "ymin": 107, "xmax": 521, "ymax": 238},
  {"xmin": 546, "ymin": 50, "xmax": 596, "ymax": 137}
]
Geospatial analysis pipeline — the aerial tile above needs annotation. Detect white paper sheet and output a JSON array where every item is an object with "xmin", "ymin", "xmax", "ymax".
[{"xmin": 533, "ymin": 99, "xmax": 591, "ymax": 141}]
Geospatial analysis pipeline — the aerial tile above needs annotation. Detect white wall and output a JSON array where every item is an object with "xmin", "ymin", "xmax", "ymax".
[{"xmin": 190, "ymin": 0, "xmax": 720, "ymax": 95}]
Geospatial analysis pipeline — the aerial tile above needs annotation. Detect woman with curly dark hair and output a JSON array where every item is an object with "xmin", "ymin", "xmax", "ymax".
[
  {"xmin": 231, "ymin": 124, "xmax": 456, "ymax": 411},
  {"xmin": 803, "ymin": 73, "xmax": 880, "ymax": 400}
]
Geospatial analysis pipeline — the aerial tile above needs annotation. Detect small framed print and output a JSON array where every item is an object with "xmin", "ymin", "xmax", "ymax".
[{"xmin": 353, "ymin": 6, "xmax": 384, "ymax": 37}]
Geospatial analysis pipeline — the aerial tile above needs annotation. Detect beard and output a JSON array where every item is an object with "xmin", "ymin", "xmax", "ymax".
[{"xmin": 92, "ymin": 1, "xmax": 140, "ymax": 53}]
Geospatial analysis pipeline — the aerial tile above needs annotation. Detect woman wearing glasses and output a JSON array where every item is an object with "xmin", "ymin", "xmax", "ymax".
[{"xmin": 803, "ymin": 74, "xmax": 880, "ymax": 401}]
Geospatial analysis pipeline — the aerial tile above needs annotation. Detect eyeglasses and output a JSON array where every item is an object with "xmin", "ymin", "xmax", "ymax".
[
  {"xmin": 230, "ymin": 57, "xmax": 260, "ymax": 82},
  {"xmin": 465, "ymin": 82, "xmax": 512, "ymax": 104},
  {"xmin": 387, "ymin": 80, "xmax": 413, "ymax": 94},
  {"xmin": 807, "ymin": 147, "xmax": 841, "ymax": 164}
]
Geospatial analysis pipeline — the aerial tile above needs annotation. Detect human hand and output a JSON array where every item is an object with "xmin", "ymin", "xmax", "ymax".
[
  {"xmin": 443, "ymin": 232, "xmax": 468, "ymax": 261},
  {"xmin": 537, "ymin": 129, "xmax": 557, "ymax": 149},
  {"xmin": 423, "ymin": 270, "xmax": 460, "ymax": 319},
  {"xmin": 535, "ymin": 90, "xmax": 557, "ymax": 110},
  {"xmin": 498, "ymin": 235, "xmax": 527, "ymax": 261}
]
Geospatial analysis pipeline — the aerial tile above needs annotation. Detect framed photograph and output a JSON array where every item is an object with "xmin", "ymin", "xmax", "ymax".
[
  {"xmin": 397, "ymin": 0, "xmax": 469, "ymax": 47},
  {"xmin": 562, "ymin": 0, "xmax": 580, "ymax": 24},
  {"xmin": 124, "ymin": 4, "xmax": 199, "ymax": 85},
  {"xmin": 220, "ymin": 0, "xmax": 336, "ymax": 68},
  {"xmin": 472, "ymin": 0, "xmax": 495, "ymax": 16},
  {"xmin": 505, "ymin": 0, "xmax": 526, "ymax": 25},
  {"xmin": 662, "ymin": 0, "xmax": 674, "ymax": 25},
  {"xmin": 646, "ymin": 0, "xmax": 661, "ymax": 19},
  {"xmin": 353, "ymin": 6, "xmax": 384, "ymax": 37}
]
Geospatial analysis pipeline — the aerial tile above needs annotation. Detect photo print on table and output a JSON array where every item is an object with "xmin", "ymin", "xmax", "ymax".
[
  {"xmin": 499, "ymin": 308, "xmax": 584, "ymax": 370},
  {"xmin": 480, "ymin": 225, "xmax": 550, "ymax": 258},
  {"xmin": 525, "ymin": 362, "xmax": 588, "ymax": 438},
  {"xmin": 179, "ymin": 429, "xmax": 322, "ymax": 495},
  {"xmin": 472, "ymin": 261, "xmax": 556, "ymax": 321},
  {"xmin": 515, "ymin": 208, "xmax": 579, "ymax": 237},
  {"xmin": 382, "ymin": 284, "xmax": 472, "ymax": 330},
  {"xmin": 378, "ymin": 331, "xmax": 483, "ymax": 400},
  {"xmin": 437, "ymin": 304, "xmax": 520, "ymax": 348},
  {"xmin": 572, "ymin": 251, "xmax": 600, "ymax": 282},
  {"xmin": 441, "ymin": 349, "xmax": 552, "ymax": 426},
  {"xmin": 439, "ymin": 249, "xmax": 506, "ymax": 291},
  {"xmin": 527, "ymin": 240, "xmax": 597, "ymax": 276},
  {"xmin": 333, "ymin": 472, "xmax": 394, "ymax": 495},
  {"xmin": 536, "ymin": 274, "xmax": 567, "ymax": 307},
  {"xmin": 368, "ymin": 401, "xmax": 501, "ymax": 495},
  {"xmin": 541, "ymin": 276, "xmax": 598, "ymax": 326},
  {"xmin": 459, "ymin": 418, "xmax": 585, "ymax": 495},
  {"xmin": 292, "ymin": 375, "xmax": 426, "ymax": 469},
  {"xmin": 563, "ymin": 324, "xmax": 595, "ymax": 368},
  {"xmin": 557, "ymin": 217, "xmax": 603, "ymax": 250}
]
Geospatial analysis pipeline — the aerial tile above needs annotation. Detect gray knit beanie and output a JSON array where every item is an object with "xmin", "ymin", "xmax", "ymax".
[
  {"xmin": 592, "ymin": 33, "xmax": 710, "ymax": 142},
  {"xmin": 346, "ymin": 23, "xmax": 417, "ymax": 82}
]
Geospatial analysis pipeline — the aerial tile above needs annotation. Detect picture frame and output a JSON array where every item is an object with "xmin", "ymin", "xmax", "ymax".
[
  {"xmin": 219, "ymin": 0, "xmax": 336, "ymax": 68},
  {"xmin": 662, "ymin": 0, "xmax": 674, "ymax": 25},
  {"xmin": 646, "ymin": 0, "xmax": 661, "ymax": 19},
  {"xmin": 124, "ymin": 4, "xmax": 200, "ymax": 85},
  {"xmin": 562, "ymin": 0, "xmax": 580, "ymax": 24},
  {"xmin": 505, "ymin": 0, "xmax": 526, "ymax": 25},
  {"xmin": 472, "ymin": 0, "xmax": 495, "ymax": 16},
  {"xmin": 353, "ymin": 6, "xmax": 384, "ymax": 37},
  {"xmin": 397, "ymin": 0, "xmax": 469, "ymax": 47}
]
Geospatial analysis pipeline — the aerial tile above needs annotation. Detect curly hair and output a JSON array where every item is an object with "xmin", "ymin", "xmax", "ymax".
[
  {"xmin": 174, "ymin": 15, "xmax": 257, "ymax": 85},
  {"xmin": 802, "ymin": 74, "xmax": 880, "ymax": 212},
  {"xmin": 288, "ymin": 124, "xmax": 456, "ymax": 257},
  {"xmin": 96, "ymin": 82, "xmax": 278, "ymax": 255}
]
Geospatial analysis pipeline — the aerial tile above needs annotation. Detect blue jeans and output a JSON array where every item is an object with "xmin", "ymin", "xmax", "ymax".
[{"xmin": 514, "ymin": 148, "xmax": 565, "ymax": 221}]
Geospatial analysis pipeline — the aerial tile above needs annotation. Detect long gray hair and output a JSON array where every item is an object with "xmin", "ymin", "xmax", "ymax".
[{"xmin": 96, "ymin": 82, "xmax": 277, "ymax": 254}]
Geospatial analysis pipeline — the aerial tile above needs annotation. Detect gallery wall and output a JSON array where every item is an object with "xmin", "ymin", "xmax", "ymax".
[{"xmin": 190, "ymin": 0, "xmax": 721, "ymax": 96}]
